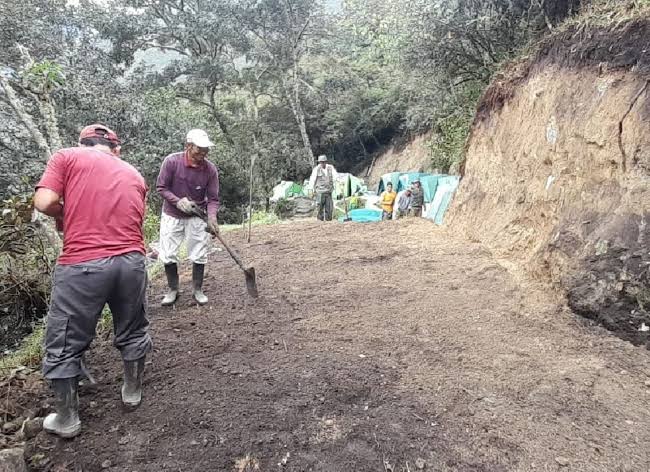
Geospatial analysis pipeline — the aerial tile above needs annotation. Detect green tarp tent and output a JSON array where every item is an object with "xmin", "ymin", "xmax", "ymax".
[
  {"xmin": 270, "ymin": 181, "xmax": 304, "ymax": 202},
  {"xmin": 349, "ymin": 175, "xmax": 365, "ymax": 195},
  {"xmin": 336, "ymin": 173, "xmax": 366, "ymax": 199},
  {"xmin": 374, "ymin": 170, "xmax": 461, "ymax": 224},
  {"xmin": 398, "ymin": 172, "xmax": 429, "ymax": 193},
  {"xmin": 379, "ymin": 172, "xmax": 443, "ymax": 195},
  {"xmin": 377, "ymin": 172, "xmax": 402, "ymax": 194},
  {"xmin": 420, "ymin": 174, "xmax": 445, "ymax": 203}
]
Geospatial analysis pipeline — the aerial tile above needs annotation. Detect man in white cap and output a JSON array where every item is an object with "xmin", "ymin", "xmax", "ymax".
[
  {"xmin": 156, "ymin": 129, "xmax": 220, "ymax": 306},
  {"xmin": 308, "ymin": 154, "xmax": 338, "ymax": 221}
]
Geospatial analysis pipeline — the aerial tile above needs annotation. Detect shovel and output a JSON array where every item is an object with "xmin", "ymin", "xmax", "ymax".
[{"xmin": 194, "ymin": 209, "xmax": 258, "ymax": 298}]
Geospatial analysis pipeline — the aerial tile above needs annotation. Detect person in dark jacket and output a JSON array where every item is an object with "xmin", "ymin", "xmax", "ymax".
[{"xmin": 410, "ymin": 180, "xmax": 424, "ymax": 217}]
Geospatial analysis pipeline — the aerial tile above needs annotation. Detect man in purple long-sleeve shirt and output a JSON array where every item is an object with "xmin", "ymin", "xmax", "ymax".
[{"xmin": 156, "ymin": 129, "xmax": 220, "ymax": 306}]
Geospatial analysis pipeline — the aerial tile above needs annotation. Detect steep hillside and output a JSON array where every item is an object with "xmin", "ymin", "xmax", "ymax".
[
  {"xmin": 362, "ymin": 133, "xmax": 433, "ymax": 188},
  {"xmin": 449, "ymin": 7, "xmax": 650, "ymax": 345}
]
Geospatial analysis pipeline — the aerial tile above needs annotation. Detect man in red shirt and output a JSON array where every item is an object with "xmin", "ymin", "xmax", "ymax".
[
  {"xmin": 156, "ymin": 129, "xmax": 220, "ymax": 306},
  {"xmin": 33, "ymin": 124, "xmax": 153, "ymax": 438}
]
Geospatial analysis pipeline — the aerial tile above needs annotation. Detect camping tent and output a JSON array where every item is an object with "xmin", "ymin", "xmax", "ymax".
[{"xmin": 270, "ymin": 181, "xmax": 304, "ymax": 202}]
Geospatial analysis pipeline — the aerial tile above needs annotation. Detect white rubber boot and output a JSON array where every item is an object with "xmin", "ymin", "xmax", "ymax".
[
  {"xmin": 192, "ymin": 263, "xmax": 208, "ymax": 305},
  {"xmin": 161, "ymin": 263, "xmax": 179, "ymax": 306},
  {"xmin": 121, "ymin": 357, "xmax": 145, "ymax": 408},
  {"xmin": 43, "ymin": 377, "xmax": 81, "ymax": 438}
]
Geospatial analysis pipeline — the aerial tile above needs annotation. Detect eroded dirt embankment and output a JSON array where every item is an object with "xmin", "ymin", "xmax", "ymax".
[{"xmin": 449, "ymin": 17, "xmax": 650, "ymax": 345}]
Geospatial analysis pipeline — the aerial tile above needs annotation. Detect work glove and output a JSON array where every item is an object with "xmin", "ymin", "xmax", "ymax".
[
  {"xmin": 206, "ymin": 218, "xmax": 219, "ymax": 236},
  {"xmin": 176, "ymin": 197, "xmax": 199, "ymax": 215}
]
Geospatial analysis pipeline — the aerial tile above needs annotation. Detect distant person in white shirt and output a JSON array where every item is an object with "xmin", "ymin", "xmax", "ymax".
[
  {"xmin": 308, "ymin": 155, "xmax": 338, "ymax": 221},
  {"xmin": 396, "ymin": 188, "xmax": 412, "ymax": 219}
]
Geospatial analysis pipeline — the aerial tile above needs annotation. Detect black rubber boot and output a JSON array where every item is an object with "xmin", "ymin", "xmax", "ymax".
[
  {"xmin": 192, "ymin": 263, "xmax": 208, "ymax": 305},
  {"xmin": 161, "ymin": 263, "xmax": 179, "ymax": 306},
  {"xmin": 121, "ymin": 357, "xmax": 145, "ymax": 408},
  {"xmin": 43, "ymin": 377, "xmax": 81, "ymax": 438}
]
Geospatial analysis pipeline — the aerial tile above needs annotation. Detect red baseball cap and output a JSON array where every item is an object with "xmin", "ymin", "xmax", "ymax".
[{"xmin": 79, "ymin": 124, "xmax": 120, "ymax": 145}]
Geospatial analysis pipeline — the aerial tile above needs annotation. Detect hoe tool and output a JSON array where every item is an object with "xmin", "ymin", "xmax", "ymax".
[{"xmin": 194, "ymin": 209, "xmax": 258, "ymax": 298}]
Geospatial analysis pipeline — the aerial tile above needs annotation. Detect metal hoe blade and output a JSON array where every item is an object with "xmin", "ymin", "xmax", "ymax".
[
  {"xmin": 194, "ymin": 208, "xmax": 259, "ymax": 298},
  {"xmin": 244, "ymin": 267, "xmax": 258, "ymax": 298}
]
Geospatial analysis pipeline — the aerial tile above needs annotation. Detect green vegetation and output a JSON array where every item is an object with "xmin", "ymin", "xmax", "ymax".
[
  {"xmin": 3, "ymin": 0, "xmax": 649, "ymax": 366},
  {"xmin": 273, "ymin": 199, "xmax": 295, "ymax": 220},
  {"xmin": 0, "ymin": 195, "xmax": 55, "ymax": 372},
  {"xmin": 143, "ymin": 210, "xmax": 161, "ymax": 247},
  {"xmin": 1, "ymin": 0, "xmax": 587, "ymax": 211},
  {"xmin": 0, "ymin": 327, "xmax": 44, "ymax": 373}
]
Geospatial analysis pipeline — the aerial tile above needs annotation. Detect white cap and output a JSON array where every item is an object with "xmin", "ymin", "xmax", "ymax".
[{"xmin": 186, "ymin": 129, "xmax": 214, "ymax": 148}]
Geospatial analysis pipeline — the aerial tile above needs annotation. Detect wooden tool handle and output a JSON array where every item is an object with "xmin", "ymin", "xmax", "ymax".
[
  {"xmin": 213, "ymin": 232, "xmax": 247, "ymax": 271},
  {"xmin": 195, "ymin": 210, "xmax": 248, "ymax": 270}
]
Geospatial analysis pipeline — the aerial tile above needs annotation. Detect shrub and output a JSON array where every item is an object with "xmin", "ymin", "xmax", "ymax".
[
  {"xmin": 143, "ymin": 209, "xmax": 161, "ymax": 246},
  {"xmin": 0, "ymin": 195, "xmax": 56, "ymax": 355},
  {"xmin": 273, "ymin": 198, "xmax": 295, "ymax": 219}
]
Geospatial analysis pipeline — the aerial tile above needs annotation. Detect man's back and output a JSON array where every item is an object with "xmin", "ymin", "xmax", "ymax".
[{"xmin": 37, "ymin": 147, "xmax": 147, "ymax": 264}]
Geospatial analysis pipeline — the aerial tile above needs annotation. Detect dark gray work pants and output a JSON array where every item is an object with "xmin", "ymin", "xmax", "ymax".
[
  {"xmin": 43, "ymin": 252, "xmax": 152, "ymax": 379},
  {"xmin": 316, "ymin": 191, "xmax": 333, "ymax": 221}
]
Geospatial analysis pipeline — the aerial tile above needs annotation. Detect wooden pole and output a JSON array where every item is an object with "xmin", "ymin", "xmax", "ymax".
[{"xmin": 247, "ymin": 153, "xmax": 255, "ymax": 243}]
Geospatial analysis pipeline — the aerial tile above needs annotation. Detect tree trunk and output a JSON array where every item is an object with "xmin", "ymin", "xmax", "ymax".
[
  {"xmin": 0, "ymin": 76, "xmax": 52, "ymax": 161},
  {"xmin": 247, "ymin": 152, "xmax": 255, "ymax": 243},
  {"xmin": 38, "ymin": 95, "xmax": 63, "ymax": 151},
  {"xmin": 282, "ymin": 75, "xmax": 315, "ymax": 167}
]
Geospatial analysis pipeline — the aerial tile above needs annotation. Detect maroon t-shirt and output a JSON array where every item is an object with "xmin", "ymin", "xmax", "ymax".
[
  {"xmin": 156, "ymin": 152, "xmax": 220, "ymax": 220},
  {"xmin": 36, "ymin": 147, "xmax": 147, "ymax": 265}
]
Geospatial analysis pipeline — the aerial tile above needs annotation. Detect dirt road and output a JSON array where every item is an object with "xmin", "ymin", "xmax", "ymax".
[{"xmin": 29, "ymin": 219, "xmax": 650, "ymax": 471}]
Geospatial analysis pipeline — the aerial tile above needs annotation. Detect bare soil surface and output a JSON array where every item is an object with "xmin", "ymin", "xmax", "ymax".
[{"xmin": 23, "ymin": 219, "xmax": 650, "ymax": 471}]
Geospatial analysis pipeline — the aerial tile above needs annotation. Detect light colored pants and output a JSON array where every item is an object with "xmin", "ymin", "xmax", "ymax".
[{"xmin": 159, "ymin": 213, "xmax": 211, "ymax": 265}]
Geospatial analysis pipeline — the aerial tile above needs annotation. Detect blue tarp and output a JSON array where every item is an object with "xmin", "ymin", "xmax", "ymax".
[
  {"xmin": 339, "ymin": 208, "xmax": 382, "ymax": 223},
  {"xmin": 425, "ymin": 176, "xmax": 460, "ymax": 225}
]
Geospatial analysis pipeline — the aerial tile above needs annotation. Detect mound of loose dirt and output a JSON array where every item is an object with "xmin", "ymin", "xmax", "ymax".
[
  {"xmin": 16, "ymin": 220, "xmax": 650, "ymax": 471},
  {"xmin": 449, "ymin": 10, "xmax": 650, "ymax": 346}
]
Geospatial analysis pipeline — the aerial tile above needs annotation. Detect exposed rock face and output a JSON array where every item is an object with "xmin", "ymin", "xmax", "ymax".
[{"xmin": 449, "ymin": 63, "xmax": 650, "ymax": 345}]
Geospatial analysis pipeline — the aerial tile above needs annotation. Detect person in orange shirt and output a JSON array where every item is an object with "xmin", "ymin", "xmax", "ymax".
[{"xmin": 379, "ymin": 182, "xmax": 397, "ymax": 220}]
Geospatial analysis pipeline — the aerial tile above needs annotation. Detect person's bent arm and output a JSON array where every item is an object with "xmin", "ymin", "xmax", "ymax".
[
  {"xmin": 156, "ymin": 157, "xmax": 181, "ymax": 206},
  {"xmin": 34, "ymin": 150, "xmax": 66, "ymax": 219},
  {"xmin": 308, "ymin": 166, "xmax": 318, "ymax": 190},
  {"xmin": 34, "ymin": 188, "xmax": 63, "ymax": 217}
]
